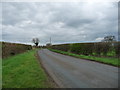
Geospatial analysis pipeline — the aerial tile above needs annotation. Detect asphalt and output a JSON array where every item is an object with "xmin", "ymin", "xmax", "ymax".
[{"xmin": 38, "ymin": 49, "xmax": 118, "ymax": 88}]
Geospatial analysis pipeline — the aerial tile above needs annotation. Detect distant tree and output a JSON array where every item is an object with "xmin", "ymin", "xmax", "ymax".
[
  {"xmin": 101, "ymin": 35, "xmax": 116, "ymax": 56},
  {"xmin": 102, "ymin": 35, "xmax": 116, "ymax": 42},
  {"xmin": 32, "ymin": 38, "xmax": 39, "ymax": 46},
  {"xmin": 46, "ymin": 43, "xmax": 52, "ymax": 46}
]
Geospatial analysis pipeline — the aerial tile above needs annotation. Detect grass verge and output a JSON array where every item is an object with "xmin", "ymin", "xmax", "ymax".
[
  {"xmin": 3, "ymin": 49, "xmax": 53, "ymax": 88},
  {"xmin": 49, "ymin": 48, "xmax": 119, "ymax": 67}
]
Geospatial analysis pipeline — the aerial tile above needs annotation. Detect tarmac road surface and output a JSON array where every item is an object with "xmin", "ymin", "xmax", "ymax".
[{"xmin": 38, "ymin": 49, "xmax": 118, "ymax": 88}]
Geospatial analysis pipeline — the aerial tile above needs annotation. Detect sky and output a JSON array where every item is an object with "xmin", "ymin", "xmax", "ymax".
[{"xmin": 1, "ymin": 1, "xmax": 118, "ymax": 45}]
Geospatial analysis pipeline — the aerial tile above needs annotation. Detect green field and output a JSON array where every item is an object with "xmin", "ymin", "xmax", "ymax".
[
  {"xmin": 49, "ymin": 48, "xmax": 119, "ymax": 67},
  {"xmin": 3, "ymin": 49, "xmax": 54, "ymax": 88}
]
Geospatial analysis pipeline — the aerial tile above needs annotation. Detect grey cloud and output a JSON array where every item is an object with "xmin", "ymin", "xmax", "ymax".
[{"xmin": 2, "ymin": 2, "xmax": 118, "ymax": 45}]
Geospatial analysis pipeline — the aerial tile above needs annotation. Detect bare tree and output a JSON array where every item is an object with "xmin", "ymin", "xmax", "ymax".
[
  {"xmin": 32, "ymin": 38, "xmax": 39, "ymax": 46},
  {"xmin": 102, "ymin": 35, "xmax": 116, "ymax": 42}
]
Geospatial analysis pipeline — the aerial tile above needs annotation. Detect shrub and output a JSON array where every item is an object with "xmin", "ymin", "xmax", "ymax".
[
  {"xmin": 50, "ymin": 42, "xmax": 119, "ymax": 57},
  {"xmin": 2, "ymin": 42, "xmax": 32, "ymax": 58}
]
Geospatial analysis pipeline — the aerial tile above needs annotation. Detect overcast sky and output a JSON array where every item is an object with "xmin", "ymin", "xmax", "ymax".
[{"xmin": 2, "ymin": 2, "xmax": 118, "ymax": 45}]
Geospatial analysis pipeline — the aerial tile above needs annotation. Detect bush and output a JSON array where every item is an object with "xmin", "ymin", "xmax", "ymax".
[
  {"xmin": 70, "ymin": 43, "xmax": 81, "ymax": 54},
  {"xmin": 114, "ymin": 42, "xmax": 120, "ymax": 57},
  {"xmin": 2, "ymin": 42, "xmax": 32, "ymax": 58},
  {"xmin": 50, "ymin": 42, "xmax": 119, "ymax": 57}
]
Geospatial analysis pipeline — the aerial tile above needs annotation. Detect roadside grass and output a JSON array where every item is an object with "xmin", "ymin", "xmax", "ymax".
[
  {"xmin": 3, "ymin": 49, "xmax": 53, "ymax": 88},
  {"xmin": 49, "ymin": 48, "xmax": 119, "ymax": 67}
]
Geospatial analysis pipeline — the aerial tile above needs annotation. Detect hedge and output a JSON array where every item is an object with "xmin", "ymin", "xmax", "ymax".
[
  {"xmin": 50, "ymin": 42, "xmax": 120, "ymax": 58},
  {"xmin": 2, "ymin": 42, "xmax": 32, "ymax": 58}
]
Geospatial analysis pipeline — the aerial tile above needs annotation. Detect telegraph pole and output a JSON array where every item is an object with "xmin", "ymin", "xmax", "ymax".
[{"xmin": 50, "ymin": 37, "xmax": 51, "ymax": 44}]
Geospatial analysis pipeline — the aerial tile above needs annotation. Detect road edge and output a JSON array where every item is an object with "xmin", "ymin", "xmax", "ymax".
[
  {"xmin": 35, "ymin": 49, "xmax": 59, "ymax": 88},
  {"xmin": 48, "ymin": 49, "xmax": 119, "ymax": 67}
]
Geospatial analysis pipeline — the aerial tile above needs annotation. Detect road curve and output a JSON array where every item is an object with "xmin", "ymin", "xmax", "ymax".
[{"xmin": 38, "ymin": 49, "xmax": 118, "ymax": 88}]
